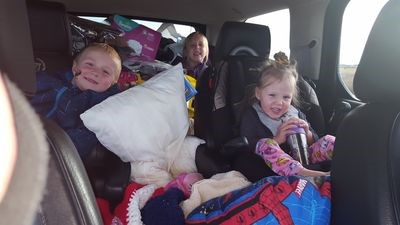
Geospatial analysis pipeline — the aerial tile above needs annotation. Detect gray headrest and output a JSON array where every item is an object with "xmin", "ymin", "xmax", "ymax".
[
  {"xmin": 214, "ymin": 21, "xmax": 270, "ymax": 62},
  {"xmin": 353, "ymin": 1, "xmax": 400, "ymax": 103}
]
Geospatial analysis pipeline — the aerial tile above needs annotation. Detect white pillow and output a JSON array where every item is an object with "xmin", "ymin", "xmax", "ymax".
[
  {"xmin": 129, "ymin": 135, "xmax": 205, "ymax": 187},
  {"xmin": 80, "ymin": 63, "xmax": 189, "ymax": 163},
  {"xmin": 169, "ymin": 136, "xmax": 205, "ymax": 177}
]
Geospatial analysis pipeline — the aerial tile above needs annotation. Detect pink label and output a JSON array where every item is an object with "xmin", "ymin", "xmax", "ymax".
[{"xmin": 112, "ymin": 22, "xmax": 161, "ymax": 60}]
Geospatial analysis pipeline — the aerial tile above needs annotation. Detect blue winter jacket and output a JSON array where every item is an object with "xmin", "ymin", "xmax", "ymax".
[{"xmin": 30, "ymin": 70, "xmax": 120, "ymax": 159}]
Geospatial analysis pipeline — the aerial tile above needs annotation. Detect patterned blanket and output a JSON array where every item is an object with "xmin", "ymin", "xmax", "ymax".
[{"xmin": 186, "ymin": 175, "xmax": 331, "ymax": 225}]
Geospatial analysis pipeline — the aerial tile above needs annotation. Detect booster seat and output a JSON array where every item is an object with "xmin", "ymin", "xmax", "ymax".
[{"xmin": 194, "ymin": 21, "xmax": 326, "ymax": 179}]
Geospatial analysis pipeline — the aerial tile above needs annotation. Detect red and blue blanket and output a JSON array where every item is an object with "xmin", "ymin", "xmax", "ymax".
[{"xmin": 186, "ymin": 175, "xmax": 331, "ymax": 225}]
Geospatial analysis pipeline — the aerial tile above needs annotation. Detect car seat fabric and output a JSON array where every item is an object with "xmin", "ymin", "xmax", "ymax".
[
  {"xmin": 0, "ymin": 1, "xmax": 36, "ymax": 94},
  {"xmin": 331, "ymin": 1, "xmax": 400, "ymax": 224},
  {"xmin": 27, "ymin": 0, "xmax": 73, "ymax": 74},
  {"xmin": 194, "ymin": 22, "xmax": 271, "ymax": 179},
  {"xmin": 296, "ymin": 75, "xmax": 326, "ymax": 137},
  {"xmin": 39, "ymin": 118, "xmax": 103, "ymax": 225},
  {"xmin": 213, "ymin": 22, "xmax": 270, "ymax": 63},
  {"xmin": 194, "ymin": 22, "xmax": 271, "ymax": 147}
]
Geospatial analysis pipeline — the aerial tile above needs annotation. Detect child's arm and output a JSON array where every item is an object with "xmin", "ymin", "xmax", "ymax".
[
  {"xmin": 297, "ymin": 168, "xmax": 330, "ymax": 177},
  {"xmin": 55, "ymin": 88, "xmax": 91, "ymax": 129},
  {"xmin": 298, "ymin": 110, "xmax": 319, "ymax": 144},
  {"xmin": 56, "ymin": 85, "xmax": 120, "ymax": 129},
  {"xmin": 256, "ymin": 138, "xmax": 329, "ymax": 177}
]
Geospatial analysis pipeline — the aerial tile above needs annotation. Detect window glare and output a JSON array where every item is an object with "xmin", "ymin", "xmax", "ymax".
[
  {"xmin": 340, "ymin": 0, "xmax": 388, "ymax": 65},
  {"xmin": 339, "ymin": 0, "xmax": 388, "ymax": 94},
  {"xmin": 246, "ymin": 9, "xmax": 290, "ymax": 57}
]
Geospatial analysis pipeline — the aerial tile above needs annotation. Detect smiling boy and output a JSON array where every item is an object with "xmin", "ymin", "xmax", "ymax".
[{"xmin": 30, "ymin": 43, "xmax": 122, "ymax": 159}]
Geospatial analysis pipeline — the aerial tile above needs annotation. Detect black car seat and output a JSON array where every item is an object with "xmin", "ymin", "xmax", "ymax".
[
  {"xmin": 194, "ymin": 21, "xmax": 326, "ymax": 179},
  {"xmin": 27, "ymin": 0, "xmax": 73, "ymax": 74},
  {"xmin": 0, "ymin": 1, "xmax": 36, "ymax": 94},
  {"xmin": 27, "ymin": 0, "xmax": 128, "ymax": 215},
  {"xmin": 194, "ymin": 22, "xmax": 271, "ymax": 178},
  {"xmin": 195, "ymin": 21, "xmax": 271, "ymax": 149},
  {"xmin": 331, "ymin": 1, "xmax": 400, "ymax": 224}
]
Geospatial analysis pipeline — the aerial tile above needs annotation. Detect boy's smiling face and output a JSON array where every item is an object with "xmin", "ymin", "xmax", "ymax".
[{"xmin": 72, "ymin": 48, "xmax": 118, "ymax": 92}]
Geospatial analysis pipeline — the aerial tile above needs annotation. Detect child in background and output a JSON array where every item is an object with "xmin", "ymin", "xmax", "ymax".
[
  {"xmin": 30, "ymin": 43, "xmax": 122, "ymax": 159},
  {"xmin": 240, "ymin": 52, "xmax": 334, "ymax": 177},
  {"xmin": 182, "ymin": 32, "xmax": 209, "ymax": 79},
  {"xmin": 182, "ymin": 32, "xmax": 210, "ymax": 134}
]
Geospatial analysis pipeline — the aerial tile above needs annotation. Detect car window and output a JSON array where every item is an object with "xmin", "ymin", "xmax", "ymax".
[
  {"xmin": 246, "ymin": 8, "xmax": 290, "ymax": 57},
  {"xmin": 339, "ymin": 0, "xmax": 389, "ymax": 94}
]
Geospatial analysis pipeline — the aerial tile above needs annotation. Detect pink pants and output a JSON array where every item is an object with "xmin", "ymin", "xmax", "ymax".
[{"xmin": 255, "ymin": 135, "xmax": 335, "ymax": 176}]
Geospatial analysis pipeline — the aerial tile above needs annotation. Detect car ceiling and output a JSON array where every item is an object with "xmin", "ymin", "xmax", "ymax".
[{"xmin": 52, "ymin": 0, "xmax": 291, "ymax": 25}]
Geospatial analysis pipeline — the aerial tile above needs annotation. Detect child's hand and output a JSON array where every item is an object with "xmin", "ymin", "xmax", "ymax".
[
  {"xmin": 274, "ymin": 119, "xmax": 299, "ymax": 144},
  {"xmin": 285, "ymin": 118, "xmax": 314, "ymax": 144},
  {"xmin": 296, "ymin": 118, "xmax": 310, "ymax": 135},
  {"xmin": 295, "ymin": 118, "xmax": 314, "ymax": 143}
]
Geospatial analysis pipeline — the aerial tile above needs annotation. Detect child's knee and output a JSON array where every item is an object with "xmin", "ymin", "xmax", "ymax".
[{"xmin": 314, "ymin": 135, "xmax": 335, "ymax": 150}]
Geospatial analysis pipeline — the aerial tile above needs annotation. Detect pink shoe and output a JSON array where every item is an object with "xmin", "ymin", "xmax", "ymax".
[{"xmin": 165, "ymin": 172, "xmax": 203, "ymax": 198}]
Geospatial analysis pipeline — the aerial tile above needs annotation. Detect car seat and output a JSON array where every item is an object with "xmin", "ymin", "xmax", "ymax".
[
  {"xmin": 0, "ymin": 2, "xmax": 103, "ymax": 224},
  {"xmin": 0, "ymin": 1, "xmax": 36, "ymax": 94},
  {"xmin": 27, "ymin": 0, "xmax": 73, "ymax": 74},
  {"xmin": 194, "ymin": 21, "xmax": 326, "ymax": 179},
  {"xmin": 331, "ymin": 1, "xmax": 400, "ymax": 224},
  {"xmin": 26, "ymin": 0, "xmax": 129, "ymax": 213}
]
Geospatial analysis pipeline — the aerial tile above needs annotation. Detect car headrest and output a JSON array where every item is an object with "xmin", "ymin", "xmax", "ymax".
[
  {"xmin": 353, "ymin": 0, "xmax": 400, "ymax": 103},
  {"xmin": 214, "ymin": 21, "xmax": 270, "ymax": 62},
  {"xmin": 27, "ymin": 1, "xmax": 72, "ymax": 73},
  {"xmin": 0, "ymin": 1, "xmax": 36, "ymax": 94}
]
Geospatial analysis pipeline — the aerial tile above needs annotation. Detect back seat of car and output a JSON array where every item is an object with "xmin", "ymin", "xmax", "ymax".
[
  {"xmin": 0, "ymin": 0, "xmax": 103, "ymax": 224},
  {"xmin": 25, "ymin": 1, "xmax": 104, "ymax": 224},
  {"xmin": 27, "ymin": 0, "xmax": 131, "ymax": 208}
]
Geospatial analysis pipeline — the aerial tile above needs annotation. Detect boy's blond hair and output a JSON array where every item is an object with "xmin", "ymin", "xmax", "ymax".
[{"xmin": 74, "ymin": 43, "xmax": 122, "ymax": 82}]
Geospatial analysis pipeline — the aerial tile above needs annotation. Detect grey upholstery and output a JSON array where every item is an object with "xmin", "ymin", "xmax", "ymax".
[
  {"xmin": 40, "ymin": 118, "xmax": 103, "ymax": 225},
  {"xmin": 331, "ymin": 1, "xmax": 400, "ymax": 224}
]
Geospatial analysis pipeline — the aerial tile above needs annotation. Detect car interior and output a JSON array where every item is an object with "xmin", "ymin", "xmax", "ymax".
[{"xmin": 0, "ymin": 0, "xmax": 399, "ymax": 224}]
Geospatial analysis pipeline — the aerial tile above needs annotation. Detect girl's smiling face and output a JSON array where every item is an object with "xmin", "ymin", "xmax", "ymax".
[
  {"xmin": 256, "ymin": 76, "xmax": 294, "ymax": 119},
  {"xmin": 184, "ymin": 34, "xmax": 209, "ymax": 68},
  {"xmin": 72, "ymin": 49, "xmax": 118, "ymax": 92}
]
